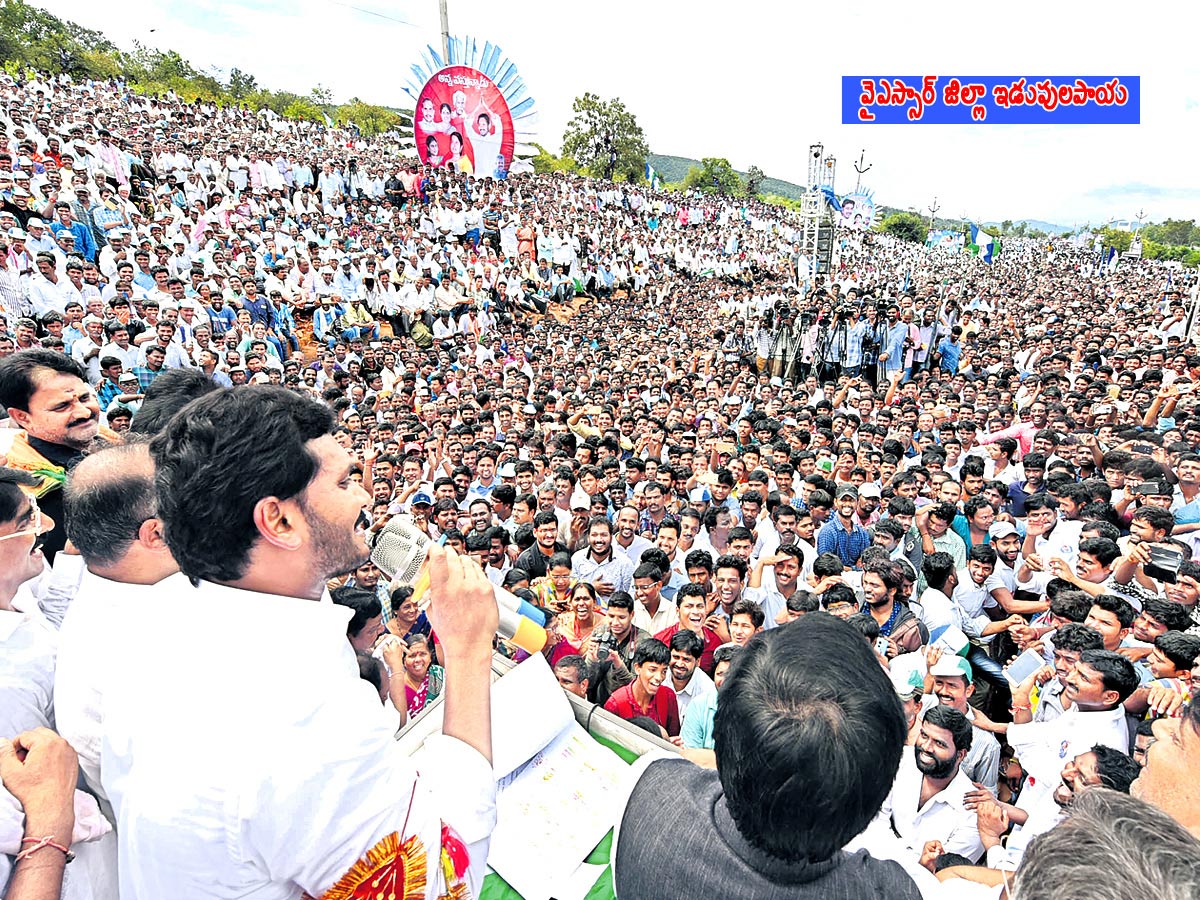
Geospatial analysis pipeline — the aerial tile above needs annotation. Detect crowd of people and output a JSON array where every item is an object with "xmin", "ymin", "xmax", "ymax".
[{"xmin": 2, "ymin": 68, "xmax": 1200, "ymax": 900}]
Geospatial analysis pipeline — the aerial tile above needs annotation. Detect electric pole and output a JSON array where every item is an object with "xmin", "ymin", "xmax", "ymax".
[{"xmin": 439, "ymin": 0, "xmax": 450, "ymax": 63}]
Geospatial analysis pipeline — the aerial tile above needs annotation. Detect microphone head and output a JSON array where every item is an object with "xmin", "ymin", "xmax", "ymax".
[{"xmin": 368, "ymin": 514, "xmax": 432, "ymax": 586}]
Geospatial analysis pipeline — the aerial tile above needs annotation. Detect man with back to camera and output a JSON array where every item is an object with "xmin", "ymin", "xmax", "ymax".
[
  {"xmin": 96, "ymin": 386, "xmax": 500, "ymax": 899},
  {"xmin": 613, "ymin": 613, "xmax": 920, "ymax": 899}
]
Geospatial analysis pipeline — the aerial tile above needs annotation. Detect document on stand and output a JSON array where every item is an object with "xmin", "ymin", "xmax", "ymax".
[{"xmin": 430, "ymin": 654, "xmax": 632, "ymax": 900}]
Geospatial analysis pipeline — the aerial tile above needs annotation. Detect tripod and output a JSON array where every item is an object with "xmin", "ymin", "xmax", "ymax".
[{"xmin": 817, "ymin": 316, "xmax": 849, "ymax": 384}]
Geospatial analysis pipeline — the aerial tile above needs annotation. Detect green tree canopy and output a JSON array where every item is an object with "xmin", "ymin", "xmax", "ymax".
[
  {"xmin": 1097, "ymin": 227, "xmax": 1132, "ymax": 253},
  {"xmin": 880, "ymin": 211, "xmax": 927, "ymax": 243},
  {"xmin": 681, "ymin": 158, "xmax": 743, "ymax": 196},
  {"xmin": 1143, "ymin": 219, "xmax": 1199, "ymax": 248},
  {"xmin": 335, "ymin": 99, "xmax": 403, "ymax": 137},
  {"xmin": 743, "ymin": 164, "xmax": 766, "ymax": 197},
  {"xmin": 561, "ymin": 92, "xmax": 649, "ymax": 181},
  {"xmin": 530, "ymin": 142, "xmax": 580, "ymax": 175}
]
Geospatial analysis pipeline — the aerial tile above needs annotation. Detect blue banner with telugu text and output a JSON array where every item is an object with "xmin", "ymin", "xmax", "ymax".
[{"xmin": 842, "ymin": 76, "xmax": 1140, "ymax": 125}]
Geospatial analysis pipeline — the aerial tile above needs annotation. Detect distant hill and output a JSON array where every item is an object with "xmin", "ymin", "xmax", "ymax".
[
  {"xmin": 650, "ymin": 154, "xmax": 1073, "ymax": 231},
  {"xmin": 648, "ymin": 153, "xmax": 806, "ymax": 200},
  {"xmin": 984, "ymin": 219, "xmax": 1072, "ymax": 235}
]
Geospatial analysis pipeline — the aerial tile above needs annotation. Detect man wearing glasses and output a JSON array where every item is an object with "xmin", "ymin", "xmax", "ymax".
[{"xmin": 0, "ymin": 349, "xmax": 119, "ymax": 561}]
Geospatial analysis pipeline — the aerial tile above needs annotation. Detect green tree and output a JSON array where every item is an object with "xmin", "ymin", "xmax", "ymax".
[
  {"xmin": 283, "ymin": 98, "xmax": 324, "ymax": 122},
  {"xmin": 1143, "ymin": 219, "xmax": 1197, "ymax": 247},
  {"xmin": 335, "ymin": 99, "xmax": 401, "ymax": 137},
  {"xmin": 681, "ymin": 157, "xmax": 743, "ymax": 196},
  {"xmin": 744, "ymin": 164, "xmax": 766, "ymax": 197},
  {"xmin": 228, "ymin": 67, "xmax": 258, "ymax": 100},
  {"xmin": 309, "ymin": 84, "xmax": 335, "ymax": 116},
  {"xmin": 561, "ymin": 92, "xmax": 648, "ymax": 181},
  {"xmin": 530, "ymin": 142, "xmax": 579, "ymax": 175},
  {"xmin": 880, "ymin": 211, "xmax": 927, "ymax": 243},
  {"xmin": 1097, "ymin": 227, "xmax": 1132, "ymax": 253}
]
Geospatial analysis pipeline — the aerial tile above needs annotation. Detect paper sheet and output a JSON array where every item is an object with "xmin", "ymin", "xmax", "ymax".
[
  {"xmin": 488, "ymin": 723, "xmax": 631, "ymax": 900},
  {"xmin": 489, "ymin": 653, "xmax": 577, "ymax": 779}
]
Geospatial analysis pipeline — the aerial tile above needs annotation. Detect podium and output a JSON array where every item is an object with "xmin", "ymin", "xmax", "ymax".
[{"xmin": 396, "ymin": 653, "xmax": 678, "ymax": 900}]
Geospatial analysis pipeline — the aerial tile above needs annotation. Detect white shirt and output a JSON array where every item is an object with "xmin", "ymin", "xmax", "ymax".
[
  {"xmin": 877, "ymin": 751, "xmax": 984, "ymax": 861},
  {"xmin": 56, "ymin": 569, "xmax": 184, "ymax": 807},
  {"xmin": 670, "ymin": 666, "xmax": 715, "ymax": 719},
  {"xmin": 0, "ymin": 556, "xmax": 120, "ymax": 900},
  {"xmin": 613, "ymin": 533, "xmax": 655, "ymax": 565},
  {"xmin": 100, "ymin": 578, "xmax": 497, "ymax": 900},
  {"xmin": 920, "ymin": 696, "xmax": 1000, "ymax": 794},
  {"xmin": 633, "ymin": 598, "xmax": 678, "ymax": 635},
  {"xmin": 1007, "ymin": 704, "xmax": 1128, "ymax": 789}
]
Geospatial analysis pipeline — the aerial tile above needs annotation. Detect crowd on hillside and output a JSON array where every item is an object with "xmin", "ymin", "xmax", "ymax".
[{"xmin": 1, "ymin": 69, "xmax": 1199, "ymax": 900}]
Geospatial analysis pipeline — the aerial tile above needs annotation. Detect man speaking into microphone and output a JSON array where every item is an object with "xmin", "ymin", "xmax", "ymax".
[{"xmin": 98, "ymin": 386, "xmax": 499, "ymax": 900}]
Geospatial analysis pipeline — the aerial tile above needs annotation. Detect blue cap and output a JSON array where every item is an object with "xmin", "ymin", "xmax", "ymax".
[{"xmin": 411, "ymin": 492, "xmax": 433, "ymax": 506}]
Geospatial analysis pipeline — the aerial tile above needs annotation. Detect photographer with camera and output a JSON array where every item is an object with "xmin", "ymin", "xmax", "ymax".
[{"xmin": 580, "ymin": 592, "xmax": 650, "ymax": 706}]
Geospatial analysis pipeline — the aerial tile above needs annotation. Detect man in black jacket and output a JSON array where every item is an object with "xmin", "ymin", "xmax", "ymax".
[{"xmin": 615, "ymin": 613, "xmax": 920, "ymax": 899}]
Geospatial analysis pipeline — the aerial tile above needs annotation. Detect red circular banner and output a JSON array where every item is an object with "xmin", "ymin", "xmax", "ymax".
[{"xmin": 414, "ymin": 66, "xmax": 515, "ymax": 178}]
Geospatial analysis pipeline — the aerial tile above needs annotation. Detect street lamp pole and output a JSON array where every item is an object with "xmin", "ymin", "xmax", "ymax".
[{"xmin": 853, "ymin": 150, "xmax": 871, "ymax": 194}]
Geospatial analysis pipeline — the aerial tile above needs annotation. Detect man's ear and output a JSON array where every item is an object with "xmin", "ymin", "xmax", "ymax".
[
  {"xmin": 7, "ymin": 407, "xmax": 30, "ymax": 430},
  {"xmin": 252, "ymin": 496, "xmax": 304, "ymax": 552},
  {"xmin": 138, "ymin": 517, "xmax": 170, "ymax": 551}
]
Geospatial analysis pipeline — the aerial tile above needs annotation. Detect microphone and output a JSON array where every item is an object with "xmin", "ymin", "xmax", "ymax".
[{"xmin": 369, "ymin": 514, "xmax": 548, "ymax": 654}]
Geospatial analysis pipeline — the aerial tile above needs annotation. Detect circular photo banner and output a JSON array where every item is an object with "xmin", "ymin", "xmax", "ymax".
[{"xmin": 413, "ymin": 65, "xmax": 515, "ymax": 179}]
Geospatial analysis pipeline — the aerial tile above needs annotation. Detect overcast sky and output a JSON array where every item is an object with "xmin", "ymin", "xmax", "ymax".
[{"xmin": 39, "ymin": 0, "xmax": 1200, "ymax": 227}]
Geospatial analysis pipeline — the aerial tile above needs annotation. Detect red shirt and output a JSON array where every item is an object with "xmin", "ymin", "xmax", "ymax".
[
  {"xmin": 604, "ymin": 682, "xmax": 681, "ymax": 737},
  {"xmin": 654, "ymin": 624, "xmax": 722, "ymax": 676}
]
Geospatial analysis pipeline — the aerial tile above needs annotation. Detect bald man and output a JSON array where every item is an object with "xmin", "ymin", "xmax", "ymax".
[{"xmin": 55, "ymin": 442, "xmax": 182, "ymax": 807}]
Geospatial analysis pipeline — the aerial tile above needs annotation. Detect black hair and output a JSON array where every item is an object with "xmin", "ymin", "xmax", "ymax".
[
  {"xmin": 731, "ymin": 598, "xmax": 765, "ymax": 629},
  {"xmin": 846, "ymin": 613, "xmax": 880, "ymax": 641},
  {"xmin": 786, "ymin": 590, "xmax": 820, "ymax": 614},
  {"xmin": 0, "ymin": 347, "xmax": 88, "ymax": 411},
  {"xmin": 1054, "ymin": 621, "xmax": 1106, "ymax": 654},
  {"xmin": 607, "ymin": 591, "xmax": 635, "ymax": 613},
  {"xmin": 130, "ymin": 369, "xmax": 222, "ymax": 436},
  {"xmin": 1025, "ymin": 494, "xmax": 1059, "ymax": 513},
  {"xmin": 1078, "ymin": 537, "xmax": 1120, "ymax": 567},
  {"xmin": 668, "ymin": 628, "xmax": 704, "ymax": 659},
  {"xmin": 713, "ymin": 613, "xmax": 906, "ymax": 863},
  {"xmin": 1089, "ymin": 744, "xmax": 1142, "ymax": 794},
  {"xmin": 922, "ymin": 551, "xmax": 956, "ymax": 592},
  {"xmin": 1078, "ymin": 649, "xmax": 1139, "ymax": 703},
  {"xmin": 714, "ymin": 553, "xmax": 748, "ymax": 581},
  {"xmin": 823, "ymin": 583, "xmax": 857, "ymax": 608},
  {"xmin": 356, "ymin": 651, "xmax": 384, "ymax": 694},
  {"xmin": 502, "ymin": 567, "xmax": 530, "ymax": 589},
  {"xmin": 632, "ymin": 637, "xmax": 670, "ymax": 668},
  {"xmin": 1141, "ymin": 596, "xmax": 1194, "ymax": 632},
  {"xmin": 150, "ymin": 386, "xmax": 335, "ymax": 583},
  {"xmin": 1154, "ymin": 632, "xmax": 1200, "ymax": 671},
  {"xmin": 0, "ymin": 467, "xmax": 38, "ymax": 524},
  {"xmin": 331, "ymin": 585, "xmax": 382, "ymax": 638},
  {"xmin": 1091, "ymin": 594, "xmax": 1136, "ymax": 629},
  {"xmin": 1131, "ymin": 505, "xmax": 1175, "ymax": 536},
  {"xmin": 1051, "ymin": 590, "xmax": 1094, "ymax": 623},
  {"xmin": 923, "ymin": 703, "xmax": 973, "ymax": 753}
]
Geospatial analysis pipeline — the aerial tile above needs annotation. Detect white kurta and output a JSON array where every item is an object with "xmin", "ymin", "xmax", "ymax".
[{"xmin": 100, "ymin": 578, "xmax": 497, "ymax": 899}]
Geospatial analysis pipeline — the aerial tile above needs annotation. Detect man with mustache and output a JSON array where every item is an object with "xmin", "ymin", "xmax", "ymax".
[
  {"xmin": 0, "ymin": 349, "xmax": 119, "ymax": 561},
  {"xmin": 876, "ymin": 703, "xmax": 983, "ymax": 861}
]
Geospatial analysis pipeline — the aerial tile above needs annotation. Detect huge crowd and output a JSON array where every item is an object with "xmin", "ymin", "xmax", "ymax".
[{"xmin": 1, "ymin": 69, "xmax": 1199, "ymax": 900}]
